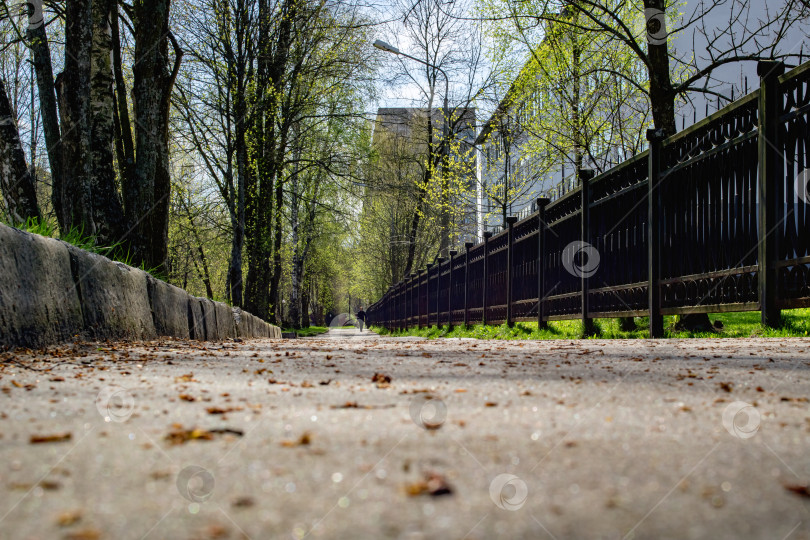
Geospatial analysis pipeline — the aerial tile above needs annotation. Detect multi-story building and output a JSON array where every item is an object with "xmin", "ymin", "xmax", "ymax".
[{"xmin": 371, "ymin": 107, "xmax": 479, "ymax": 246}]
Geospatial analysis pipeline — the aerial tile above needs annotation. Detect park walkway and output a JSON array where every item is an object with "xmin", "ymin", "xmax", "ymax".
[{"xmin": 1, "ymin": 335, "xmax": 809, "ymax": 539}]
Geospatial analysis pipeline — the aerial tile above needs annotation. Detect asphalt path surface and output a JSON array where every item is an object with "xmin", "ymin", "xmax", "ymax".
[{"xmin": 1, "ymin": 329, "xmax": 809, "ymax": 539}]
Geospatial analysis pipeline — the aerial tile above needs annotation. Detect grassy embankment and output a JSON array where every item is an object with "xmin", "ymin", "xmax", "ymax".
[{"xmin": 372, "ymin": 309, "xmax": 810, "ymax": 340}]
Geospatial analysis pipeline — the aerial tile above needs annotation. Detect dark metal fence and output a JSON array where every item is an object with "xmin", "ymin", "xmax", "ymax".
[{"xmin": 367, "ymin": 61, "xmax": 810, "ymax": 336}]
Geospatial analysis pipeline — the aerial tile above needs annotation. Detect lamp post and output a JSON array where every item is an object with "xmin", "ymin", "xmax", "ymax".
[{"xmin": 373, "ymin": 40, "xmax": 451, "ymax": 257}]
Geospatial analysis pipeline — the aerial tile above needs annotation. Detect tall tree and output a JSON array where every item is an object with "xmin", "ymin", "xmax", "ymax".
[
  {"xmin": 0, "ymin": 78, "xmax": 40, "ymax": 224},
  {"xmin": 129, "ymin": 0, "xmax": 182, "ymax": 271}
]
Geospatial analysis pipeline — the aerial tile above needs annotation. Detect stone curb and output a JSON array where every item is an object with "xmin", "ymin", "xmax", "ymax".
[{"xmin": 0, "ymin": 223, "xmax": 280, "ymax": 348}]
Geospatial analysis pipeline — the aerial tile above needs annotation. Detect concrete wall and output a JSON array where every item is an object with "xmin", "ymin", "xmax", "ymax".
[{"xmin": 0, "ymin": 223, "xmax": 281, "ymax": 349}]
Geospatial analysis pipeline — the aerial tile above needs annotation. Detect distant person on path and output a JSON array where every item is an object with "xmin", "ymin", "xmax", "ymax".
[{"xmin": 356, "ymin": 308, "xmax": 366, "ymax": 332}]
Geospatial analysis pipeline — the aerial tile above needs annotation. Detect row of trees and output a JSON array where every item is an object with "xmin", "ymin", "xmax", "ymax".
[{"xmin": 0, "ymin": 0, "xmax": 377, "ymax": 328}]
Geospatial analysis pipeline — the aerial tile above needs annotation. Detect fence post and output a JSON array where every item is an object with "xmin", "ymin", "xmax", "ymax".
[
  {"xmin": 506, "ymin": 216, "xmax": 518, "ymax": 326},
  {"xmin": 580, "ymin": 168, "xmax": 596, "ymax": 336},
  {"xmin": 464, "ymin": 242, "xmax": 473, "ymax": 326},
  {"xmin": 436, "ymin": 257, "xmax": 445, "ymax": 327},
  {"xmin": 426, "ymin": 263, "xmax": 433, "ymax": 327},
  {"xmin": 417, "ymin": 269, "xmax": 424, "ymax": 329},
  {"xmin": 483, "ymin": 231, "xmax": 492, "ymax": 325},
  {"xmin": 536, "ymin": 198, "xmax": 551, "ymax": 329},
  {"xmin": 394, "ymin": 283, "xmax": 399, "ymax": 330},
  {"xmin": 647, "ymin": 129, "xmax": 666, "ymax": 338},
  {"xmin": 448, "ymin": 250, "xmax": 457, "ymax": 328},
  {"xmin": 404, "ymin": 274, "xmax": 412, "ymax": 328},
  {"xmin": 758, "ymin": 60, "xmax": 785, "ymax": 328}
]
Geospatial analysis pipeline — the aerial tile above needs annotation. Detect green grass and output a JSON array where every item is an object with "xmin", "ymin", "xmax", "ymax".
[
  {"xmin": 283, "ymin": 326, "xmax": 329, "ymax": 337},
  {"xmin": 372, "ymin": 308, "xmax": 810, "ymax": 340},
  {"xmin": 20, "ymin": 217, "xmax": 161, "ymax": 275}
]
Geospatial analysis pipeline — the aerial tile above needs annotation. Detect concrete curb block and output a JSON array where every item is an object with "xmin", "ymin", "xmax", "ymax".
[
  {"xmin": 187, "ymin": 296, "xmax": 205, "ymax": 341},
  {"xmin": 66, "ymin": 244, "xmax": 157, "ymax": 341},
  {"xmin": 147, "ymin": 276, "xmax": 191, "ymax": 339},
  {"xmin": 215, "ymin": 303, "xmax": 237, "ymax": 339},
  {"xmin": 0, "ymin": 225, "xmax": 83, "ymax": 348},
  {"xmin": 0, "ymin": 223, "xmax": 280, "ymax": 348}
]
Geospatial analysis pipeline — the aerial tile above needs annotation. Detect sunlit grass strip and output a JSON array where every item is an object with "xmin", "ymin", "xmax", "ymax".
[{"xmin": 372, "ymin": 309, "xmax": 810, "ymax": 340}]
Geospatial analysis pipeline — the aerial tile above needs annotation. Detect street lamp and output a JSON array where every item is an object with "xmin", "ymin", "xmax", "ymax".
[{"xmin": 373, "ymin": 39, "xmax": 452, "ymax": 257}]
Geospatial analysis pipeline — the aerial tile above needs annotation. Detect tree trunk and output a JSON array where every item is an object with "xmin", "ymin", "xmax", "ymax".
[
  {"xmin": 90, "ymin": 0, "xmax": 126, "ymax": 247},
  {"xmin": 643, "ymin": 0, "xmax": 677, "ymax": 136},
  {"xmin": 644, "ymin": 0, "xmax": 709, "ymax": 331},
  {"xmin": 244, "ymin": 0, "xmax": 296, "ymax": 321},
  {"xmin": 61, "ymin": 0, "xmax": 94, "ymax": 235},
  {"xmin": 231, "ymin": 50, "xmax": 249, "ymax": 307},
  {"xmin": 301, "ymin": 280, "xmax": 311, "ymax": 328},
  {"xmin": 129, "ymin": 0, "xmax": 180, "ymax": 272},
  {"xmin": 288, "ymin": 134, "xmax": 302, "ymax": 329},
  {"xmin": 0, "ymin": 79, "xmax": 40, "ymax": 225},
  {"xmin": 27, "ymin": 13, "xmax": 63, "ymax": 229},
  {"xmin": 111, "ymin": 2, "xmax": 135, "ymax": 206},
  {"xmin": 268, "ymin": 167, "xmax": 285, "ymax": 324}
]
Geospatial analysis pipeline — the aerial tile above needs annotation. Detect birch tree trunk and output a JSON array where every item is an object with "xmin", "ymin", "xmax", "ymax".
[
  {"xmin": 90, "ymin": 0, "xmax": 126, "ymax": 247},
  {"xmin": 26, "ymin": 10, "xmax": 63, "ymax": 229},
  {"xmin": 0, "ymin": 79, "xmax": 40, "ymax": 225}
]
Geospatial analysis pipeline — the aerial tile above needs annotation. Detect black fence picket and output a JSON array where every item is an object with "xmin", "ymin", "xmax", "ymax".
[{"xmin": 366, "ymin": 61, "xmax": 810, "ymax": 335}]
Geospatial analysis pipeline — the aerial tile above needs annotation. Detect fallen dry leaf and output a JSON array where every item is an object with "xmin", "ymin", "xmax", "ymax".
[
  {"xmin": 785, "ymin": 484, "xmax": 810, "ymax": 498},
  {"xmin": 56, "ymin": 510, "xmax": 83, "ymax": 527},
  {"xmin": 371, "ymin": 373, "xmax": 392, "ymax": 387},
  {"xmin": 231, "ymin": 496, "xmax": 255, "ymax": 508},
  {"xmin": 164, "ymin": 427, "xmax": 222, "ymax": 445},
  {"xmin": 30, "ymin": 433, "xmax": 72, "ymax": 444},
  {"xmin": 281, "ymin": 432, "xmax": 311, "ymax": 447},
  {"xmin": 404, "ymin": 471, "xmax": 453, "ymax": 497},
  {"xmin": 178, "ymin": 394, "xmax": 196, "ymax": 402},
  {"xmin": 175, "ymin": 373, "xmax": 195, "ymax": 383},
  {"xmin": 206, "ymin": 406, "xmax": 243, "ymax": 415},
  {"xmin": 62, "ymin": 529, "xmax": 101, "ymax": 540}
]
